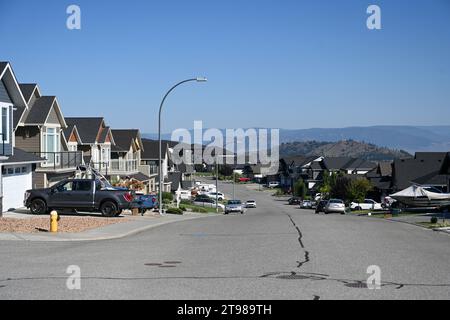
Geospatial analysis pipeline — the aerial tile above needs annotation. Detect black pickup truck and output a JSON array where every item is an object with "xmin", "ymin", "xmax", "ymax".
[{"xmin": 24, "ymin": 179, "xmax": 134, "ymax": 217}]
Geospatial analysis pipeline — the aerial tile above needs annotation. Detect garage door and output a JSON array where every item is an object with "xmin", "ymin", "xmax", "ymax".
[{"xmin": 2, "ymin": 165, "xmax": 32, "ymax": 212}]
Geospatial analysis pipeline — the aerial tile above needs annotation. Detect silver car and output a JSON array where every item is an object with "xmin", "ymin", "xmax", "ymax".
[
  {"xmin": 225, "ymin": 200, "xmax": 245, "ymax": 214},
  {"xmin": 324, "ymin": 199, "xmax": 346, "ymax": 214}
]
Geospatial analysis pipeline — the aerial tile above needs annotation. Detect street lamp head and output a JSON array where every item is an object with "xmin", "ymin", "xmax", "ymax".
[{"xmin": 196, "ymin": 77, "xmax": 208, "ymax": 82}]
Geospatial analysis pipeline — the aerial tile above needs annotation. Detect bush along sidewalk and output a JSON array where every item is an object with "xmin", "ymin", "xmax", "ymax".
[{"xmin": 166, "ymin": 207, "xmax": 184, "ymax": 215}]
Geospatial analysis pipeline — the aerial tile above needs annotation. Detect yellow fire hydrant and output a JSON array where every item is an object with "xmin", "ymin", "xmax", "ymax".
[{"xmin": 50, "ymin": 211, "xmax": 59, "ymax": 233}]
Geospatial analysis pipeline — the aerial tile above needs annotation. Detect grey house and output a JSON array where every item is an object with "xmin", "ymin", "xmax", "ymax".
[
  {"xmin": 0, "ymin": 62, "xmax": 44, "ymax": 213},
  {"xmin": 14, "ymin": 82, "xmax": 83, "ymax": 188}
]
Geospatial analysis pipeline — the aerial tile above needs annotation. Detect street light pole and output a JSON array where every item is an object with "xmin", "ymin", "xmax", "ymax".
[
  {"xmin": 158, "ymin": 77, "xmax": 207, "ymax": 215},
  {"xmin": 215, "ymin": 150, "xmax": 237, "ymax": 213}
]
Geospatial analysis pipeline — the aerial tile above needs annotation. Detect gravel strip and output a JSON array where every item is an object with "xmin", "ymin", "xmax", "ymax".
[{"xmin": 0, "ymin": 216, "xmax": 130, "ymax": 233}]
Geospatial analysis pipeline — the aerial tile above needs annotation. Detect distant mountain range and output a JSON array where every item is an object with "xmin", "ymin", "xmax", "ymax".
[
  {"xmin": 280, "ymin": 140, "xmax": 412, "ymax": 161},
  {"xmin": 143, "ymin": 125, "xmax": 450, "ymax": 153}
]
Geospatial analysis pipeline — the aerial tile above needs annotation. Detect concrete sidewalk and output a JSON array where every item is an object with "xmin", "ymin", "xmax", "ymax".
[{"xmin": 0, "ymin": 212, "xmax": 216, "ymax": 242}]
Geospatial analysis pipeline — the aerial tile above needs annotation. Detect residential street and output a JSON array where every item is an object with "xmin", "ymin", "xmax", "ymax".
[{"xmin": 1, "ymin": 179, "xmax": 450, "ymax": 300}]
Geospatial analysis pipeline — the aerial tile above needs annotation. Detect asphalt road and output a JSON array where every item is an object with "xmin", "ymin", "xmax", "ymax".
[{"xmin": 1, "ymin": 179, "xmax": 450, "ymax": 300}]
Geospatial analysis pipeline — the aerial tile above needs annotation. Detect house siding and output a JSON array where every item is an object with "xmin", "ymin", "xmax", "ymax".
[
  {"xmin": 14, "ymin": 126, "xmax": 41, "ymax": 153},
  {"xmin": 32, "ymin": 171, "xmax": 46, "ymax": 189},
  {"xmin": 0, "ymin": 80, "xmax": 12, "ymax": 104},
  {"xmin": 46, "ymin": 105, "xmax": 60, "ymax": 125}
]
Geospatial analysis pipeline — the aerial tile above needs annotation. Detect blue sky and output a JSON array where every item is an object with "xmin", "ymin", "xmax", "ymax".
[{"xmin": 1, "ymin": 0, "xmax": 449, "ymax": 133}]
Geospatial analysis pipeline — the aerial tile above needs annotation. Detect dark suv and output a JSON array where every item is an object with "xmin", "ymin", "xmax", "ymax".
[
  {"xmin": 24, "ymin": 178, "xmax": 134, "ymax": 217},
  {"xmin": 315, "ymin": 200, "xmax": 328, "ymax": 214}
]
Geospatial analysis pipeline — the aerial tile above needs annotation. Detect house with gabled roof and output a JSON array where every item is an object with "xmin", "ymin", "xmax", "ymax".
[
  {"xmin": 140, "ymin": 138, "xmax": 172, "ymax": 192},
  {"xmin": 0, "ymin": 62, "xmax": 44, "ymax": 213},
  {"xmin": 391, "ymin": 152, "xmax": 448, "ymax": 192},
  {"xmin": 64, "ymin": 117, "xmax": 115, "ymax": 173},
  {"xmin": 13, "ymin": 82, "xmax": 83, "ymax": 188},
  {"xmin": 108, "ymin": 129, "xmax": 152, "ymax": 191}
]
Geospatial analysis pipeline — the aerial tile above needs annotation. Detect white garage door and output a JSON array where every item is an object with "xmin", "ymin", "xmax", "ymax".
[{"xmin": 2, "ymin": 165, "xmax": 32, "ymax": 212}]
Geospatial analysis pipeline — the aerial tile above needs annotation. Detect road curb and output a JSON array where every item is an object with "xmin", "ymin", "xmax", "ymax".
[{"xmin": 0, "ymin": 214, "xmax": 219, "ymax": 242}]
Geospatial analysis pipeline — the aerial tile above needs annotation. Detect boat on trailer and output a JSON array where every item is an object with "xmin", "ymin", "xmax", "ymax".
[{"xmin": 390, "ymin": 185, "xmax": 450, "ymax": 208}]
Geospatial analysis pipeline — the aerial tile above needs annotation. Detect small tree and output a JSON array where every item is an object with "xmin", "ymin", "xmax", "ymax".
[
  {"xmin": 330, "ymin": 176, "xmax": 351, "ymax": 200},
  {"xmin": 162, "ymin": 192, "xmax": 173, "ymax": 202},
  {"xmin": 347, "ymin": 178, "xmax": 373, "ymax": 204},
  {"xmin": 294, "ymin": 179, "xmax": 307, "ymax": 199},
  {"xmin": 219, "ymin": 165, "xmax": 234, "ymax": 177},
  {"xmin": 319, "ymin": 171, "xmax": 338, "ymax": 198}
]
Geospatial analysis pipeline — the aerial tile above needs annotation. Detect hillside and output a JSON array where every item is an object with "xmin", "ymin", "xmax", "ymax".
[
  {"xmin": 280, "ymin": 140, "xmax": 412, "ymax": 161},
  {"xmin": 143, "ymin": 125, "xmax": 450, "ymax": 153}
]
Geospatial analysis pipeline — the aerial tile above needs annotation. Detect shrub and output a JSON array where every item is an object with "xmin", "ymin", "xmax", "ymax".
[
  {"xmin": 162, "ymin": 192, "xmax": 174, "ymax": 201},
  {"xmin": 192, "ymin": 207, "xmax": 208, "ymax": 213},
  {"xmin": 179, "ymin": 205, "xmax": 187, "ymax": 212},
  {"xmin": 180, "ymin": 199, "xmax": 192, "ymax": 205},
  {"xmin": 293, "ymin": 179, "xmax": 307, "ymax": 199},
  {"xmin": 166, "ymin": 207, "xmax": 184, "ymax": 215},
  {"xmin": 431, "ymin": 216, "xmax": 438, "ymax": 224},
  {"xmin": 162, "ymin": 199, "xmax": 171, "ymax": 205},
  {"xmin": 273, "ymin": 188, "xmax": 284, "ymax": 196}
]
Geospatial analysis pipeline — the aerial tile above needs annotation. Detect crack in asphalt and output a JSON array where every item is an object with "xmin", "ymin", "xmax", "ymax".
[
  {"xmin": 286, "ymin": 213, "xmax": 310, "ymax": 269},
  {"xmin": 1, "ymin": 274, "xmax": 449, "ymax": 290}
]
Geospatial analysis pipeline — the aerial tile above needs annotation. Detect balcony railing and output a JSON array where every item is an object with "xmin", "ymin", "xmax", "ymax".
[
  {"xmin": 34, "ymin": 151, "xmax": 83, "ymax": 170},
  {"xmin": 92, "ymin": 159, "xmax": 139, "ymax": 175}
]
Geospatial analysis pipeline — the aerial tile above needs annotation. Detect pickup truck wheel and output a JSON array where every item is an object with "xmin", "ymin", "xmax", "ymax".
[
  {"xmin": 101, "ymin": 201, "xmax": 118, "ymax": 217},
  {"xmin": 355, "ymin": 206, "xmax": 362, "ymax": 211},
  {"xmin": 30, "ymin": 199, "xmax": 47, "ymax": 215}
]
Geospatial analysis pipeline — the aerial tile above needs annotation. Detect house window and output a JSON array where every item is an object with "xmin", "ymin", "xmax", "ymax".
[
  {"xmin": 22, "ymin": 166, "xmax": 27, "ymax": 173},
  {"xmin": 15, "ymin": 167, "xmax": 21, "ymax": 174},
  {"xmin": 101, "ymin": 146, "xmax": 110, "ymax": 166},
  {"xmin": 42, "ymin": 127, "xmax": 60, "ymax": 165},
  {"xmin": 0, "ymin": 105, "xmax": 9, "ymax": 143}
]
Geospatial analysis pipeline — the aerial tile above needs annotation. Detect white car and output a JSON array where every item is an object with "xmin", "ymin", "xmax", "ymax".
[
  {"xmin": 350, "ymin": 199, "xmax": 382, "ymax": 211},
  {"xmin": 267, "ymin": 181, "xmax": 280, "ymax": 188},
  {"xmin": 207, "ymin": 192, "xmax": 225, "ymax": 201},
  {"xmin": 245, "ymin": 200, "xmax": 257, "ymax": 208}
]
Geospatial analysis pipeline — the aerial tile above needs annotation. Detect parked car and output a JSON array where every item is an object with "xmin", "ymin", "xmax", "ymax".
[
  {"xmin": 300, "ymin": 200, "xmax": 313, "ymax": 209},
  {"xmin": 288, "ymin": 197, "xmax": 302, "ymax": 205},
  {"xmin": 193, "ymin": 197, "xmax": 225, "ymax": 210},
  {"xmin": 267, "ymin": 181, "xmax": 280, "ymax": 188},
  {"xmin": 311, "ymin": 201, "xmax": 318, "ymax": 209},
  {"xmin": 132, "ymin": 194, "xmax": 158, "ymax": 214},
  {"xmin": 324, "ymin": 199, "xmax": 346, "ymax": 214},
  {"xmin": 239, "ymin": 177, "xmax": 251, "ymax": 183},
  {"xmin": 207, "ymin": 192, "xmax": 225, "ymax": 201},
  {"xmin": 24, "ymin": 178, "xmax": 134, "ymax": 217},
  {"xmin": 225, "ymin": 200, "xmax": 245, "ymax": 214},
  {"xmin": 350, "ymin": 199, "xmax": 382, "ymax": 211},
  {"xmin": 315, "ymin": 200, "xmax": 328, "ymax": 214},
  {"xmin": 245, "ymin": 200, "xmax": 257, "ymax": 208}
]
